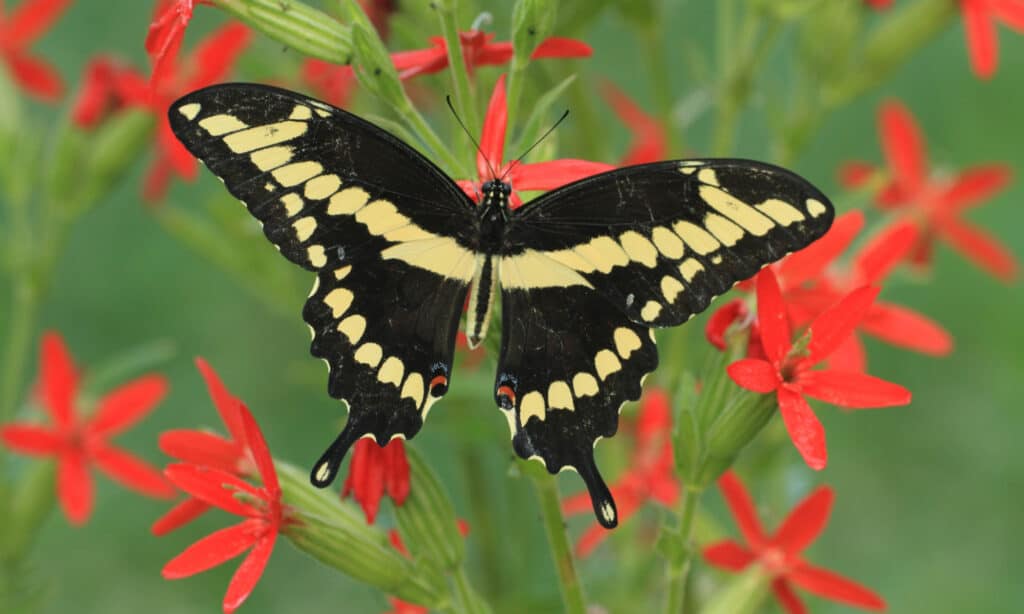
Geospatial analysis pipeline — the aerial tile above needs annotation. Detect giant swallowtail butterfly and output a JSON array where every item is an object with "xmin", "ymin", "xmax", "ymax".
[{"xmin": 170, "ymin": 83, "xmax": 833, "ymax": 528}]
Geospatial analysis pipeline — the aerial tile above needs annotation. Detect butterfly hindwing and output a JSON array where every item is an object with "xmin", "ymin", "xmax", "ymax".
[{"xmin": 169, "ymin": 84, "xmax": 480, "ymax": 486}]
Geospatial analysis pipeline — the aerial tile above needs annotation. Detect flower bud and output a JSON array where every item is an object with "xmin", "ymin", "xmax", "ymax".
[
  {"xmin": 77, "ymin": 109, "xmax": 154, "ymax": 212},
  {"xmin": 394, "ymin": 445, "xmax": 465, "ymax": 572},
  {"xmin": 214, "ymin": 0, "xmax": 352, "ymax": 64},
  {"xmin": 511, "ymin": 0, "xmax": 558, "ymax": 68},
  {"xmin": 350, "ymin": 20, "xmax": 407, "ymax": 113}
]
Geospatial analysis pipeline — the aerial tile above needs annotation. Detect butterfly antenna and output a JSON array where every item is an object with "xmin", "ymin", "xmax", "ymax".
[
  {"xmin": 501, "ymin": 109, "xmax": 570, "ymax": 182},
  {"xmin": 446, "ymin": 95, "xmax": 498, "ymax": 181}
]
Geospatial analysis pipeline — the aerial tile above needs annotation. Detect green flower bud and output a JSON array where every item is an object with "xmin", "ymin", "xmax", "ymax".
[
  {"xmin": 395, "ymin": 445, "xmax": 465, "ymax": 572},
  {"xmin": 214, "ymin": 0, "xmax": 351, "ymax": 64},
  {"xmin": 78, "ymin": 109, "xmax": 153, "ymax": 213}
]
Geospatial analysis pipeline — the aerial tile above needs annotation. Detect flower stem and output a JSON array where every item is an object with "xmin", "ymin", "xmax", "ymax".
[
  {"xmin": 435, "ymin": 1, "xmax": 481, "ymax": 142},
  {"xmin": 451, "ymin": 565, "xmax": 489, "ymax": 614},
  {"xmin": 0, "ymin": 279, "xmax": 37, "ymax": 428},
  {"xmin": 530, "ymin": 472, "xmax": 586, "ymax": 614},
  {"xmin": 664, "ymin": 488, "xmax": 701, "ymax": 614}
]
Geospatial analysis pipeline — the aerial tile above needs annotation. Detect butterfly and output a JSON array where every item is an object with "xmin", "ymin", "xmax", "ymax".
[{"xmin": 169, "ymin": 83, "xmax": 834, "ymax": 529}]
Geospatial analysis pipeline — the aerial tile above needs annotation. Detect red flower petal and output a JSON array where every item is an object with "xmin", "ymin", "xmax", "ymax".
[
  {"xmin": 993, "ymin": 0, "xmax": 1024, "ymax": 29},
  {"xmin": 936, "ymin": 165, "xmax": 1012, "ymax": 212},
  {"xmin": 777, "ymin": 386, "xmax": 827, "ymax": 471},
  {"xmin": 936, "ymin": 218, "xmax": 1019, "ymax": 281},
  {"xmin": 58, "ymin": 450, "xmax": 94, "ymax": 525},
  {"xmin": 152, "ymin": 497, "xmax": 211, "ymax": 536},
  {"xmin": 880, "ymin": 100, "xmax": 927, "ymax": 193},
  {"xmin": 162, "ymin": 519, "xmax": 261, "ymax": 579},
  {"xmin": 561, "ymin": 490, "xmax": 594, "ymax": 516},
  {"xmin": 392, "ymin": 46, "xmax": 447, "ymax": 79},
  {"xmin": 5, "ymin": 0, "xmax": 71, "ymax": 48},
  {"xmin": 91, "ymin": 444, "xmax": 176, "ymax": 498},
  {"xmin": 962, "ymin": 0, "xmax": 999, "ymax": 78},
  {"xmin": 717, "ymin": 471, "xmax": 767, "ymax": 546},
  {"xmin": 705, "ymin": 299, "xmax": 749, "ymax": 351},
  {"xmin": 823, "ymin": 333, "xmax": 867, "ymax": 373},
  {"xmin": 344, "ymin": 438, "xmax": 386, "ymax": 523},
  {"xmin": 702, "ymin": 541, "xmax": 756, "ymax": 571},
  {"xmin": 788, "ymin": 562, "xmax": 886, "ymax": 610},
  {"xmin": 0, "ymin": 424, "xmax": 64, "ymax": 454},
  {"xmin": 383, "ymin": 440, "xmax": 410, "ymax": 505},
  {"xmin": 837, "ymin": 161, "xmax": 877, "ymax": 189},
  {"xmin": 239, "ymin": 404, "xmax": 279, "ymax": 496},
  {"xmin": 771, "ymin": 579, "xmax": 809, "ymax": 614},
  {"xmin": 145, "ymin": 0, "xmax": 192, "ymax": 88},
  {"xmin": 727, "ymin": 358, "xmax": 780, "ymax": 393},
  {"xmin": 770, "ymin": 486, "xmax": 833, "ymax": 556},
  {"xmin": 780, "ymin": 211, "xmax": 864, "ymax": 288},
  {"xmin": 88, "ymin": 375, "xmax": 168, "ymax": 437},
  {"xmin": 806, "ymin": 286, "xmax": 880, "ymax": 364},
  {"xmin": 479, "ymin": 75, "xmax": 508, "ymax": 179},
  {"xmin": 71, "ymin": 57, "xmax": 117, "ymax": 128},
  {"xmin": 164, "ymin": 464, "xmax": 262, "ymax": 517},
  {"xmin": 195, "ymin": 357, "xmax": 248, "ymax": 448},
  {"xmin": 38, "ymin": 331, "xmax": 78, "ymax": 429},
  {"xmin": 853, "ymin": 220, "xmax": 917, "ymax": 284},
  {"xmin": 798, "ymin": 370, "xmax": 911, "ymax": 408},
  {"xmin": 601, "ymin": 80, "xmax": 665, "ymax": 166},
  {"xmin": 159, "ymin": 430, "xmax": 243, "ymax": 473},
  {"xmin": 223, "ymin": 532, "xmax": 276, "ymax": 614},
  {"xmin": 508, "ymin": 159, "xmax": 616, "ymax": 192},
  {"xmin": 860, "ymin": 302, "xmax": 953, "ymax": 356},
  {"xmin": 755, "ymin": 270, "xmax": 791, "ymax": 364},
  {"xmin": 532, "ymin": 37, "xmax": 592, "ymax": 59},
  {"xmin": 186, "ymin": 22, "xmax": 251, "ymax": 90}
]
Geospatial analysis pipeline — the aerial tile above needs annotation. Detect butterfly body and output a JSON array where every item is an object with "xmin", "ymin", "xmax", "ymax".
[{"xmin": 169, "ymin": 83, "xmax": 834, "ymax": 529}]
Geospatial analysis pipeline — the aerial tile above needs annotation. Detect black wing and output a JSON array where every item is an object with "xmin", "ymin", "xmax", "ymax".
[
  {"xmin": 169, "ymin": 83, "xmax": 479, "ymax": 486},
  {"xmin": 497, "ymin": 159, "xmax": 834, "ymax": 527}
]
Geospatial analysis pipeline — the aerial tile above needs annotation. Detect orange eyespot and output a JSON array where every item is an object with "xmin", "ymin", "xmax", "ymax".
[
  {"xmin": 496, "ymin": 385, "xmax": 516, "ymax": 409},
  {"xmin": 429, "ymin": 375, "xmax": 448, "ymax": 396}
]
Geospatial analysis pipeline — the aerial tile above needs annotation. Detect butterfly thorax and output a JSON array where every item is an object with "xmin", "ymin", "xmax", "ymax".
[{"xmin": 466, "ymin": 179, "xmax": 511, "ymax": 348}]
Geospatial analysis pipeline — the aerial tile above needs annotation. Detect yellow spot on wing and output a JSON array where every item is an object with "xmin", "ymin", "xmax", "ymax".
[
  {"xmin": 224, "ymin": 121, "xmax": 307, "ymax": 153},
  {"xmin": 400, "ymin": 373, "xmax": 424, "ymax": 407},
  {"xmin": 355, "ymin": 200, "xmax": 408, "ymax": 236},
  {"xmin": 806, "ymin": 198, "xmax": 828, "ymax": 218},
  {"xmin": 323, "ymin": 288, "xmax": 353, "ymax": 317},
  {"xmin": 281, "ymin": 193, "xmax": 304, "ymax": 217},
  {"xmin": 572, "ymin": 372, "xmax": 599, "ymax": 397},
  {"xmin": 500, "ymin": 250, "xmax": 593, "ymax": 290},
  {"xmin": 199, "ymin": 114, "xmax": 247, "ymax": 136},
  {"xmin": 573, "ymin": 236, "xmax": 630, "ymax": 274},
  {"xmin": 380, "ymin": 237, "xmax": 476, "ymax": 283},
  {"xmin": 337, "ymin": 315, "xmax": 366, "ymax": 343},
  {"xmin": 619, "ymin": 231, "xmax": 659, "ymax": 268},
  {"xmin": 304, "ymin": 174, "xmax": 341, "ymax": 200},
  {"xmin": 334, "ymin": 265, "xmax": 351, "ymax": 280},
  {"xmin": 354, "ymin": 343, "xmax": 383, "ymax": 367},
  {"xmin": 273, "ymin": 161, "xmax": 323, "ymax": 187},
  {"xmin": 673, "ymin": 221, "xmax": 720, "ymax": 255},
  {"xmin": 704, "ymin": 213, "xmax": 744, "ymax": 247},
  {"xmin": 660, "ymin": 275, "xmax": 684, "ymax": 303},
  {"xmin": 520, "ymin": 391, "xmax": 546, "ymax": 424},
  {"xmin": 697, "ymin": 168, "xmax": 720, "ymax": 187},
  {"xmin": 679, "ymin": 258, "xmax": 705, "ymax": 282},
  {"xmin": 595, "ymin": 350, "xmax": 622, "ymax": 380},
  {"xmin": 328, "ymin": 187, "xmax": 370, "ymax": 215},
  {"xmin": 178, "ymin": 103, "xmax": 201, "ymax": 120},
  {"xmin": 613, "ymin": 328, "xmax": 642, "ymax": 360},
  {"xmin": 652, "ymin": 226, "xmax": 684, "ymax": 259},
  {"xmin": 756, "ymin": 199, "xmax": 805, "ymax": 226},
  {"xmin": 378, "ymin": 356, "xmax": 404, "ymax": 387},
  {"xmin": 289, "ymin": 105, "xmax": 313, "ymax": 120},
  {"xmin": 307, "ymin": 245, "xmax": 326, "ymax": 268},
  {"xmin": 547, "ymin": 381, "xmax": 574, "ymax": 411},
  {"xmin": 699, "ymin": 185, "xmax": 775, "ymax": 236},
  {"xmin": 544, "ymin": 248, "xmax": 596, "ymax": 274},
  {"xmin": 251, "ymin": 146, "xmax": 293, "ymax": 171},
  {"xmin": 293, "ymin": 216, "xmax": 316, "ymax": 242},
  {"xmin": 641, "ymin": 301, "xmax": 663, "ymax": 322}
]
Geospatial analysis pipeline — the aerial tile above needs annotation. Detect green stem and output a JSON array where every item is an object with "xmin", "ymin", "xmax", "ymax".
[
  {"xmin": 451, "ymin": 566, "xmax": 488, "ymax": 614},
  {"xmin": 531, "ymin": 473, "xmax": 586, "ymax": 614},
  {"xmin": 664, "ymin": 488, "xmax": 701, "ymax": 614},
  {"xmin": 460, "ymin": 446, "xmax": 502, "ymax": 597},
  {"xmin": 642, "ymin": 20, "xmax": 682, "ymax": 155},
  {"xmin": 399, "ymin": 97, "xmax": 468, "ymax": 177},
  {"xmin": 0, "ymin": 280, "xmax": 37, "ymax": 427},
  {"xmin": 436, "ymin": 1, "xmax": 481, "ymax": 145}
]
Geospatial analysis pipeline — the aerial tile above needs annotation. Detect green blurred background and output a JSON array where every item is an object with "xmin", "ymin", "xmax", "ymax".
[{"xmin": 2, "ymin": 1, "xmax": 1022, "ymax": 613}]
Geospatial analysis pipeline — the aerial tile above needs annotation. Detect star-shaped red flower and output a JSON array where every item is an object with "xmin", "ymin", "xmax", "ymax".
[
  {"xmin": 601, "ymin": 80, "xmax": 667, "ymax": 166},
  {"xmin": 152, "ymin": 357, "xmax": 256, "ymax": 535},
  {"xmin": 959, "ymin": 0, "xmax": 1024, "ymax": 79},
  {"xmin": 840, "ymin": 100, "xmax": 1016, "ymax": 281},
  {"xmin": 0, "ymin": 0, "xmax": 72, "ymax": 100},
  {"xmin": 0, "ymin": 332, "xmax": 174, "ymax": 524},
  {"xmin": 162, "ymin": 403, "xmax": 289, "ymax": 614},
  {"xmin": 726, "ymin": 270, "xmax": 911, "ymax": 469},
  {"xmin": 563, "ymin": 388, "xmax": 679, "ymax": 556},
  {"xmin": 342, "ymin": 437, "xmax": 410, "ymax": 524},
  {"xmin": 391, "ymin": 29, "xmax": 591, "ymax": 80},
  {"xmin": 704, "ymin": 472, "xmax": 886, "ymax": 614},
  {"xmin": 457, "ymin": 74, "xmax": 614, "ymax": 207}
]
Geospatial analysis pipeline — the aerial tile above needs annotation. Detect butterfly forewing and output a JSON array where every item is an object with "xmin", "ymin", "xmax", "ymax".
[{"xmin": 169, "ymin": 84, "xmax": 480, "ymax": 486}]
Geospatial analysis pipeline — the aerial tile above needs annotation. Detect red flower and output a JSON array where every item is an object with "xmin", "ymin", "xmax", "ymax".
[
  {"xmin": 391, "ymin": 29, "xmax": 591, "ymax": 80},
  {"xmin": 960, "ymin": 0, "xmax": 1024, "ymax": 78},
  {"xmin": 457, "ymin": 74, "xmax": 614, "ymax": 207},
  {"xmin": 140, "ymin": 22, "xmax": 251, "ymax": 201},
  {"xmin": 840, "ymin": 100, "xmax": 1016, "ymax": 280},
  {"xmin": 864, "ymin": 0, "xmax": 893, "ymax": 8},
  {"xmin": 153, "ymin": 358, "xmax": 255, "ymax": 535},
  {"xmin": 0, "ymin": 0, "xmax": 72, "ymax": 100},
  {"xmin": 69, "ymin": 55, "xmax": 150, "ymax": 129},
  {"xmin": 301, "ymin": 58, "xmax": 357, "ymax": 109},
  {"xmin": 162, "ymin": 404, "xmax": 288, "ymax": 614},
  {"xmin": 343, "ymin": 438, "xmax": 411, "ymax": 523},
  {"xmin": 726, "ymin": 270, "xmax": 911, "ymax": 470},
  {"xmin": 0, "ymin": 332, "xmax": 174, "ymax": 525},
  {"xmin": 145, "ymin": 0, "xmax": 212, "ymax": 87},
  {"xmin": 563, "ymin": 389, "xmax": 679, "ymax": 556},
  {"xmin": 704, "ymin": 472, "xmax": 886, "ymax": 614},
  {"xmin": 601, "ymin": 80, "xmax": 667, "ymax": 166}
]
